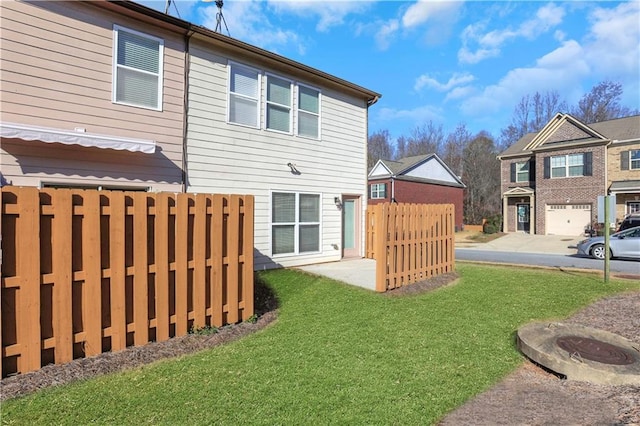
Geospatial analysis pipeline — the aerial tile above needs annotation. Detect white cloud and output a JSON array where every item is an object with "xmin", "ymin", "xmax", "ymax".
[
  {"xmin": 200, "ymin": 0, "xmax": 306, "ymax": 54},
  {"xmin": 444, "ymin": 86, "xmax": 474, "ymax": 102},
  {"xmin": 414, "ymin": 72, "xmax": 475, "ymax": 92},
  {"xmin": 267, "ymin": 0, "xmax": 373, "ymax": 32},
  {"xmin": 377, "ymin": 104, "xmax": 444, "ymax": 123},
  {"xmin": 459, "ymin": 3, "xmax": 565, "ymax": 64},
  {"xmin": 401, "ymin": 0, "xmax": 462, "ymax": 29},
  {"xmin": 374, "ymin": 19, "xmax": 400, "ymax": 51}
]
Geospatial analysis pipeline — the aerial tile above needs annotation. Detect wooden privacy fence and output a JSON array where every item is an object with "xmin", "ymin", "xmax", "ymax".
[
  {"xmin": 1, "ymin": 187, "xmax": 254, "ymax": 378},
  {"xmin": 366, "ymin": 203, "xmax": 455, "ymax": 292}
]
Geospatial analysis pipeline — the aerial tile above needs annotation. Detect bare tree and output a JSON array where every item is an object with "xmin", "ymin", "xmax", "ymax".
[
  {"xmin": 401, "ymin": 121, "xmax": 445, "ymax": 158},
  {"xmin": 367, "ymin": 129, "xmax": 394, "ymax": 169},
  {"xmin": 442, "ymin": 123, "xmax": 471, "ymax": 177},
  {"xmin": 462, "ymin": 132, "xmax": 501, "ymax": 224},
  {"xmin": 499, "ymin": 90, "xmax": 567, "ymax": 149},
  {"xmin": 571, "ymin": 80, "xmax": 633, "ymax": 124}
]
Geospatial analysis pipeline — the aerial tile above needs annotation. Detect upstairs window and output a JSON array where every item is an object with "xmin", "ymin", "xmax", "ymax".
[
  {"xmin": 370, "ymin": 183, "xmax": 386, "ymax": 199},
  {"xmin": 510, "ymin": 161, "xmax": 530, "ymax": 182},
  {"xmin": 265, "ymin": 75, "xmax": 292, "ymax": 133},
  {"xmin": 545, "ymin": 153, "xmax": 592, "ymax": 178},
  {"xmin": 297, "ymin": 85, "xmax": 320, "ymax": 139},
  {"xmin": 630, "ymin": 150, "xmax": 640, "ymax": 170},
  {"xmin": 228, "ymin": 63, "xmax": 260, "ymax": 127},
  {"xmin": 113, "ymin": 26, "xmax": 163, "ymax": 110}
]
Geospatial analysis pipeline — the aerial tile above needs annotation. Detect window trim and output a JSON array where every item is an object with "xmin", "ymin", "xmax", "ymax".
[
  {"xmin": 264, "ymin": 73, "xmax": 293, "ymax": 134},
  {"xmin": 370, "ymin": 183, "xmax": 386, "ymax": 199},
  {"xmin": 227, "ymin": 61, "xmax": 261, "ymax": 129},
  {"xmin": 549, "ymin": 153, "xmax": 586, "ymax": 178},
  {"xmin": 270, "ymin": 191, "xmax": 322, "ymax": 257},
  {"xmin": 630, "ymin": 149, "xmax": 640, "ymax": 170},
  {"xmin": 112, "ymin": 25, "xmax": 164, "ymax": 111},
  {"xmin": 515, "ymin": 161, "xmax": 529, "ymax": 182},
  {"xmin": 628, "ymin": 201, "xmax": 640, "ymax": 215},
  {"xmin": 295, "ymin": 83, "xmax": 321, "ymax": 140}
]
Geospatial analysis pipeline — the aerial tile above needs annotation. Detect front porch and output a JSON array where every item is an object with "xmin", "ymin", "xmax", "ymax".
[{"xmin": 502, "ymin": 187, "xmax": 535, "ymax": 233}]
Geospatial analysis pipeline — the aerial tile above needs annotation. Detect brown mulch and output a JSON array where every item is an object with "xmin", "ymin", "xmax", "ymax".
[{"xmin": 2, "ymin": 272, "xmax": 639, "ymax": 426}]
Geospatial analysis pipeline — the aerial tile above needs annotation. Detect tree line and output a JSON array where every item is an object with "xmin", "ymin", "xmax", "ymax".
[{"xmin": 368, "ymin": 81, "xmax": 637, "ymax": 225}]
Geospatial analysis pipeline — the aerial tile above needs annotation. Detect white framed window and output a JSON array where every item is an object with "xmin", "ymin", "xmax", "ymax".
[
  {"xmin": 515, "ymin": 161, "xmax": 529, "ymax": 182},
  {"xmin": 370, "ymin": 183, "xmax": 386, "ymax": 199},
  {"xmin": 628, "ymin": 201, "xmax": 640, "ymax": 214},
  {"xmin": 297, "ymin": 84, "xmax": 320, "ymax": 139},
  {"xmin": 228, "ymin": 62, "xmax": 260, "ymax": 128},
  {"xmin": 551, "ymin": 153, "xmax": 584, "ymax": 178},
  {"xmin": 265, "ymin": 74, "xmax": 292, "ymax": 133},
  {"xmin": 271, "ymin": 192, "xmax": 321, "ymax": 255},
  {"xmin": 113, "ymin": 25, "xmax": 163, "ymax": 110},
  {"xmin": 631, "ymin": 150, "xmax": 640, "ymax": 170}
]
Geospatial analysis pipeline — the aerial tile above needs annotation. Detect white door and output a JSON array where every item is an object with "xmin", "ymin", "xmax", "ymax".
[{"xmin": 546, "ymin": 204, "xmax": 591, "ymax": 235}]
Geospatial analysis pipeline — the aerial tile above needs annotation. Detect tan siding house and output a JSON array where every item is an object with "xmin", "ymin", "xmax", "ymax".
[{"xmin": 0, "ymin": 0, "xmax": 187, "ymax": 191}]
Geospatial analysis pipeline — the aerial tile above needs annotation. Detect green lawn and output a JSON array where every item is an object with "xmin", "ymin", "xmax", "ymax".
[{"xmin": 2, "ymin": 264, "xmax": 638, "ymax": 425}]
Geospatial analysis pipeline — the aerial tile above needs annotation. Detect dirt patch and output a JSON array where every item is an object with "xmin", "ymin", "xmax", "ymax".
[{"xmin": 2, "ymin": 274, "xmax": 639, "ymax": 426}]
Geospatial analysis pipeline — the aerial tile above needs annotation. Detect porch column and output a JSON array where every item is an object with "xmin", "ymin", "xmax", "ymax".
[
  {"xmin": 502, "ymin": 195, "xmax": 508, "ymax": 232},
  {"xmin": 529, "ymin": 193, "xmax": 535, "ymax": 234}
]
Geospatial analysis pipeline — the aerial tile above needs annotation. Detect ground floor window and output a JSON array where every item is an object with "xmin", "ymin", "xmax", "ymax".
[
  {"xmin": 628, "ymin": 201, "xmax": 640, "ymax": 214},
  {"xmin": 272, "ymin": 192, "xmax": 320, "ymax": 255}
]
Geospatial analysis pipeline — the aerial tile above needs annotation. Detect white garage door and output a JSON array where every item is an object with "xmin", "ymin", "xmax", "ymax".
[{"xmin": 546, "ymin": 204, "xmax": 591, "ymax": 235}]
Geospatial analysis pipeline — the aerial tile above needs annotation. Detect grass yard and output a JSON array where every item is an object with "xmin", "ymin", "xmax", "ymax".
[{"xmin": 2, "ymin": 264, "xmax": 638, "ymax": 425}]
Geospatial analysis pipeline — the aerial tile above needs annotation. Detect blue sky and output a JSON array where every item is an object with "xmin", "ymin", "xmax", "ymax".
[{"xmin": 141, "ymin": 0, "xmax": 640, "ymax": 142}]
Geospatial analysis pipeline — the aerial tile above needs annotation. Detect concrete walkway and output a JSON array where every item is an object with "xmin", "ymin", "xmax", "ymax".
[{"xmin": 296, "ymin": 233, "xmax": 585, "ymax": 291}]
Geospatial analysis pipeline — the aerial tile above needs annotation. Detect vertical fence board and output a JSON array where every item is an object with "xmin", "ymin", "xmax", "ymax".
[
  {"xmin": 51, "ymin": 190, "xmax": 73, "ymax": 364},
  {"xmin": 175, "ymin": 195, "xmax": 189, "ymax": 336},
  {"xmin": 242, "ymin": 195, "xmax": 254, "ymax": 320},
  {"xmin": 17, "ymin": 188, "xmax": 42, "ymax": 372},
  {"xmin": 132, "ymin": 193, "xmax": 149, "ymax": 345},
  {"xmin": 82, "ymin": 190, "xmax": 102, "ymax": 356},
  {"xmin": 210, "ymin": 195, "xmax": 224, "ymax": 327},
  {"xmin": 226, "ymin": 196, "xmax": 240, "ymax": 324},
  {"xmin": 154, "ymin": 193, "xmax": 170, "ymax": 342},
  {"xmin": 109, "ymin": 192, "xmax": 126, "ymax": 351},
  {"xmin": 192, "ymin": 194, "xmax": 207, "ymax": 328}
]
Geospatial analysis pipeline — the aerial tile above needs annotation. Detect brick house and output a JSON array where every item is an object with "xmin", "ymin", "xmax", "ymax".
[
  {"xmin": 368, "ymin": 154, "xmax": 465, "ymax": 230},
  {"xmin": 498, "ymin": 113, "xmax": 640, "ymax": 235}
]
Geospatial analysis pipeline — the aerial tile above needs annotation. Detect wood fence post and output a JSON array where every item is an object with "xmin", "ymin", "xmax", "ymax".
[{"xmin": 375, "ymin": 203, "xmax": 387, "ymax": 292}]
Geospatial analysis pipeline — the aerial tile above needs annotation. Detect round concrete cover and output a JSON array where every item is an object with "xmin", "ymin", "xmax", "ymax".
[{"xmin": 517, "ymin": 322, "xmax": 640, "ymax": 385}]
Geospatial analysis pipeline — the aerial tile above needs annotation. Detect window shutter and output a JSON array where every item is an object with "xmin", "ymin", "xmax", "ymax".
[
  {"xmin": 368, "ymin": 185, "xmax": 372, "ymax": 199},
  {"xmin": 529, "ymin": 160, "xmax": 535, "ymax": 181},
  {"xmin": 584, "ymin": 152, "xmax": 592, "ymax": 176},
  {"xmin": 510, "ymin": 163, "xmax": 516, "ymax": 182},
  {"xmin": 543, "ymin": 157, "xmax": 550, "ymax": 179},
  {"xmin": 621, "ymin": 150, "xmax": 629, "ymax": 170}
]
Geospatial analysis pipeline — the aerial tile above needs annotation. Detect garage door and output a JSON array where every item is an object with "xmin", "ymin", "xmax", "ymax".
[{"xmin": 545, "ymin": 204, "xmax": 591, "ymax": 235}]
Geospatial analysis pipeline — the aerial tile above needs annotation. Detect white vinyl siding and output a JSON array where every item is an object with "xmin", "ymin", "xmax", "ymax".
[
  {"xmin": 272, "ymin": 192, "xmax": 320, "ymax": 255},
  {"xmin": 265, "ymin": 75, "xmax": 292, "ymax": 133},
  {"xmin": 228, "ymin": 63, "xmax": 260, "ymax": 127},
  {"xmin": 113, "ymin": 25, "xmax": 163, "ymax": 110},
  {"xmin": 297, "ymin": 85, "xmax": 320, "ymax": 139},
  {"xmin": 186, "ymin": 41, "xmax": 369, "ymax": 269}
]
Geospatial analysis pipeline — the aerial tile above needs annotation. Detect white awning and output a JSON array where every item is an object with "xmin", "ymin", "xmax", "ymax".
[{"xmin": 1, "ymin": 122, "xmax": 156, "ymax": 154}]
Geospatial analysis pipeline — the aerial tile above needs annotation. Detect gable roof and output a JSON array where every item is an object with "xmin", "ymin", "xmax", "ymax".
[
  {"xmin": 100, "ymin": 0, "xmax": 381, "ymax": 104},
  {"xmin": 498, "ymin": 114, "xmax": 640, "ymax": 159},
  {"xmin": 368, "ymin": 154, "xmax": 465, "ymax": 188}
]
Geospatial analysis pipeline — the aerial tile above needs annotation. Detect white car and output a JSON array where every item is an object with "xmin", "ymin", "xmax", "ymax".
[{"xmin": 576, "ymin": 226, "xmax": 640, "ymax": 260}]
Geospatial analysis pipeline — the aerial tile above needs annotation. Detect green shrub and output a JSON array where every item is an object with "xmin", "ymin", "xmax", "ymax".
[{"xmin": 483, "ymin": 214, "xmax": 502, "ymax": 234}]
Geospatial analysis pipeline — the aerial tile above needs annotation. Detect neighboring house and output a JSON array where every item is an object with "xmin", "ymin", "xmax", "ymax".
[
  {"xmin": 0, "ymin": 0, "xmax": 381, "ymax": 269},
  {"xmin": 0, "ymin": 0, "xmax": 188, "ymax": 191},
  {"xmin": 185, "ymin": 29, "xmax": 380, "ymax": 269},
  {"xmin": 367, "ymin": 154, "xmax": 466, "ymax": 231},
  {"xmin": 498, "ymin": 113, "xmax": 640, "ymax": 235}
]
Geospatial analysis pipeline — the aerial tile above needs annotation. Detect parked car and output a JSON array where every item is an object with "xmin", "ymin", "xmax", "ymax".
[
  {"xmin": 617, "ymin": 213, "xmax": 640, "ymax": 232},
  {"xmin": 576, "ymin": 226, "xmax": 640, "ymax": 260}
]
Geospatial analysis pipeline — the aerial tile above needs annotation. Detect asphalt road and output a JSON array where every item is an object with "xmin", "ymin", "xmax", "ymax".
[{"xmin": 455, "ymin": 248, "xmax": 640, "ymax": 276}]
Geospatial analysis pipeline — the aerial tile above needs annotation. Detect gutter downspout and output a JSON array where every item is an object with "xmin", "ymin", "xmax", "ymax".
[{"xmin": 181, "ymin": 28, "xmax": 195, "ymax": 193}]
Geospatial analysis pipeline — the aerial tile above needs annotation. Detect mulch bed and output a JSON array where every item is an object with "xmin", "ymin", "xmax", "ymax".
[{"xmin": 2, "ymin": 271, "xmax": 639, "ymax": 426}]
